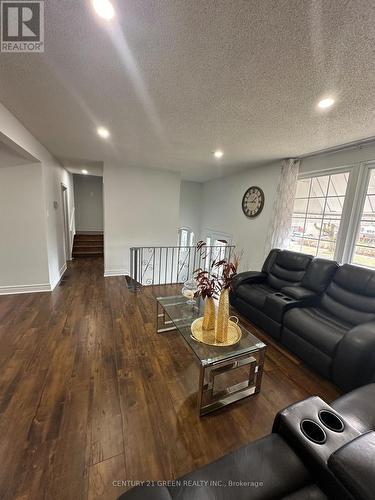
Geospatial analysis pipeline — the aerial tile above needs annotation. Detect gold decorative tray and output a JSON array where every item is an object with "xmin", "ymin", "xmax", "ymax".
[{"xmin": 191, "ymin": 317, "xmax": 242, "ymax": 346}]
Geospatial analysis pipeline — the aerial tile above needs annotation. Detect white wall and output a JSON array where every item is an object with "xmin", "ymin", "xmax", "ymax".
[
  {"xmin": 74, "ymin": 174, "xmax": 103, "ymax": 232},
  {"xmin": 0, "ymin": 163, "xmax": 50, "ymax": 292},
  {"xmin": 300, "ymin": 142, "xmax": 375, "ymax": 174},
  {"xmin": 179, "ymin": 181, "xmax": 203, "ymax": 241},
  {"xmin": 0, "ymin": 101, "xmax": 74, "ymax": 292},
  {"xmin": 200, "ymin": 162, "xmax": 282, "ymax": 271},
  {"xmin": 104, "ymin": 164, "xmax": 181, "ymax": 276}
]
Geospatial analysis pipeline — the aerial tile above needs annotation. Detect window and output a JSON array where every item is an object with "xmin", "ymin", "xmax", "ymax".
[
  {"xmin": 178, "ymin": 227, "xmax": 194, "ymax": 247},
  {"xmin": 204, "ymin": 231, "xmax": 232, "ymax": 270},
  {"xmin": 351, "ymin": 168, "xmax": 375, "ymax": 269},
  {"xmin": 289, "ymin": 172, "xmax": 349, "ymax": 259}
]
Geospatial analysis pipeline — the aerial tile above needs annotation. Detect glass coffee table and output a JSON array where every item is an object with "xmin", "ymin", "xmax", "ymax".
[{"xmin": 156, "ymin": 295, "xmax": 267, "ymax": 416}]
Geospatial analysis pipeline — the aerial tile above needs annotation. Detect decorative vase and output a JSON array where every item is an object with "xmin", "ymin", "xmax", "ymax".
[
  {"xmin": 216, "ymin": 289, "xmax": 229, "ymax": 343},
  {"xmin": 202, "ymin": 297, "xmax": 215, "ymax": 331}
]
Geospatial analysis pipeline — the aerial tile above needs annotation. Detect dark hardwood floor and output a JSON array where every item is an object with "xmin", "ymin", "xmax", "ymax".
[{"xmin": 0, "ymin": 257, "xmax": 340, "ymax": 500}]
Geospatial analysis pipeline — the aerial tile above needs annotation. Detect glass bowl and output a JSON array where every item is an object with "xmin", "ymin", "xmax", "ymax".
[{"xmin": 182, "ymin": 278, "xmax": 198, "ymax": 305}]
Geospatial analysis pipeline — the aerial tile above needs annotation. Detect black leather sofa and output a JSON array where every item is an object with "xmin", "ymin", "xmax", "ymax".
[
  {"xmin": 118, "ymin": 384, "xmax": 375, "ymax": 500},
  {"xmin": 230, "ymin": 249, "xmax": 375, "ymax": 391},
  {"xmin": 283, "ymin": 263, "xmax": 375, "ymax": 392}
]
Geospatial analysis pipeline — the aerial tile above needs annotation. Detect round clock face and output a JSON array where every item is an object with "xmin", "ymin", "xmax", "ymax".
[{"xmin": 242, "ymin": 186, "xmax": 265, "ymax": 218}]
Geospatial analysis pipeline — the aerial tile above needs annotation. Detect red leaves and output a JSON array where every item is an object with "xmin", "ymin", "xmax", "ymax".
[
  {"xmin": 193, "ymin": 268, "xmax": 219, "ymax": 298},
  {"xmin": 212, "ymin": 259, "xmax": 238, "ymax": 290},
  {"xmin": 193, "ymin": 243, "xmax": 239, "ymax": 297},
  {"xmin": 196, "ymin": 240, "xmax": 206, "ymax": 251}
]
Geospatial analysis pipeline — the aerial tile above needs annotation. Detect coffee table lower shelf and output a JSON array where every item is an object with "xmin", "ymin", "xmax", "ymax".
[{"xmin": 197, "ymin": 349, "xmax": 266, "ymax": 416}]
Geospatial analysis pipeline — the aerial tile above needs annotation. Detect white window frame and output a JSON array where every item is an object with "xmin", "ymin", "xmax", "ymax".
[
  {"xmin": 203, "ymin": 229, "xmax": 233, "ymax": 246},
  {"xmin": 343, "ymin": 161, "xmax": 375, "ymax": 266},
  {"xmin": 178, "ymin": 227, "xmax": 195, "ymax": 247},
  {"xmin": 296, "ymin": 166, "xmax": 354, "ymax": 262},
  {"xmin": 295, "ymin": 160, "xmax": 375, "ymax": 267}
]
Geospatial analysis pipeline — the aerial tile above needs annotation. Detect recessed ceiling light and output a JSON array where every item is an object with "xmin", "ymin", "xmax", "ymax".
[
  {"xmin": 318, "ymin": 97, "xmax": 335, "ymax": 109},
  {"xmin": 213, "ymin": 150, "xmax": 224, "ymax": 159},
  {"xmin": 92, "ymin": 0, "xmax": 115, "ymax": 20},
  {"xmin": 97, "ymin": 126, "xmax": 110, "ymax": 139},
  {"xmin": 82, "ymin": 169, "xmax": 88, "ymax": 175}
]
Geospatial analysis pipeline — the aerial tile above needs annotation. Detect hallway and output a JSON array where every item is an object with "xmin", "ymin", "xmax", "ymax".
[{"xmin": 0, "ymin": 258, "xmax": 339, "ymax": 500}]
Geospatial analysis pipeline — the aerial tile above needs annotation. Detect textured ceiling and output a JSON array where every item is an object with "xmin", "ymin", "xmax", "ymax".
[{"xmin": 0, "ymin": 0, "xmax": 375, "ymax": 181}]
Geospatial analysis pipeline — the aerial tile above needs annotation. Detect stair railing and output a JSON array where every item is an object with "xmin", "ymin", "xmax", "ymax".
[{"xmin": 129, "ymin": 245, "xmax": 235, "ymax": 292}]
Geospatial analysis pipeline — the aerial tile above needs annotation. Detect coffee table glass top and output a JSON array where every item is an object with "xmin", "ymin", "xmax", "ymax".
[{"xmin": 157, "ymin": 295, "xmax": 266, "ymax": 366}]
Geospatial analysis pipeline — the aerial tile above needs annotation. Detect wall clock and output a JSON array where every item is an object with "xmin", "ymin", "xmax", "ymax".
[{"xmin": 242, "ymin": 186, "xmax": 265, "ymax": 218}]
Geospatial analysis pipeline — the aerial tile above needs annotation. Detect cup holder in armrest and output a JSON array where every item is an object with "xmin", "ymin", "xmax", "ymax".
[
  {"xmin": 274, "ymin": 396, "xmax": 361, "ymax": 470},
  {"xmin": 319, "ymin": 410, "xmax": 345, "ymax": 433},
  {"xmin": 300, "ymin": 419, "xmax": 327, "ymax": 444},
  {"xmin": 273, "ymin": 293, "xmax": 294, "ymax": 301}
]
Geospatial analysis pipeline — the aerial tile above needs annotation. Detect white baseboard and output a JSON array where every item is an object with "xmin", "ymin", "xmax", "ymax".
[
  {"xmin": 50, "ymin": 262, "xmax": 68, "ymax": 291},
  {"xmin": 104, "ymin": 268, "xmax": 128, "ymax": 277},
  {"xmin": 0, "ymin": 282, "xmax": 51, "ymax": 296}
]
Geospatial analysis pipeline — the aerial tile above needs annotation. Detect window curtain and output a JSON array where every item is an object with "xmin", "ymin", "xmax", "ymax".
[{"xmin": 264, "ymin": 158, "xmax": 300, "ymax": 257}]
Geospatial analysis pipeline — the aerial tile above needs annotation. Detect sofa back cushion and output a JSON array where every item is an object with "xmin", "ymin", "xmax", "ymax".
[
  {"xmin": 302, "ymin": 258, "xmax": 339, "ymax": 293},
  {"xmin": 321, "ymin": 264, "xmax": 375, "ymax": 325},
  {"xmin": 262, "ymin": 248, "xmax": 280, "ymax": 274},
  {"xmin": 266, "ymin": 250, "xmax": 313, "ymax": 290}
]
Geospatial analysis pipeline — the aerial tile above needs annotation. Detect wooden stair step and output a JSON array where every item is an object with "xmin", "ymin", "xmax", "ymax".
[
  {"xmin": 73, "ymin": 251, "xmax": 103, "ymax": 257},
  {"xmin": 74, "ymin": 241, "xmax": 104, "ymax": 247},
  {"xmin": 73, "ymin": 246, "xmax": 103, "ymax": 252},
  {"xmin": 74, "ymin": 236, "xmax": 102, "ymax": 240}
]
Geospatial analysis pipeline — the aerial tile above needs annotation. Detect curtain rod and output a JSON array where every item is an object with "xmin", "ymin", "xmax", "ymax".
[{"xmin": 297, "ymin": 135, "xmax": 375, "ymax": 160}]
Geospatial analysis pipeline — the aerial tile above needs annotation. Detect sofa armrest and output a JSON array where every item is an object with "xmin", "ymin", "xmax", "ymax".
[
  {"xmin": 231, "ymin": 271, "xmax": 267, "ymax": 291},
  {"xmin": 281, "ymin": 286, "xmax": 318, "ymax": 301},
  {"xmin": 332, "ymin": 322, "xmax": 375, "ymax": 391}
]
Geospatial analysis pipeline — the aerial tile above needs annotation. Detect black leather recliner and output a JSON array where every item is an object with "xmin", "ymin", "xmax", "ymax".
[
  {"xmin": 230, "ymin": 249, "xmax": 338, "ymax": 340},
  {"xmin": 283, "ymin": 263, "xmax": 375, "ymax": 392},
  {"xmin": 230, "ymin": 250, "xmax": 375, "ymax": 391},
  {"xmin": 118, "ymin": 384, "xmax": 375, "ymax": 500}
]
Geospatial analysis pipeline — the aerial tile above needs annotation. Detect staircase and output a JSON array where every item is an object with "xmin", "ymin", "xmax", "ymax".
[{"xmin": 72, "ymin": 233, "xmax": 104, "ymax": 258}]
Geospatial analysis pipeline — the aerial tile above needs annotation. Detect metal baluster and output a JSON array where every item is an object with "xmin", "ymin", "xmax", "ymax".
[
  {"xmin": 177, "ymin": 245, "xmax": 181, "ymax": 282},
  {"xmin": 165, "ymin": 247, "xmax": 168, "ymax": 284},
  {"xmin": 152, "ymin": 248, "xmax": 155, "ymax": 285},
  {"xmin": 158, "ymin": 248, "xmax": 163, "ymax": 285},
  {"xmin": 130, "ymin": 248, "xmax": 134, "ymax": 290},
  {"xmin": 133, "ymin": 248, "xmax": 139, "ymax": 291},
  {"xmin": 187, "ymin": 247, "xmax": 191, "ymax": 279},
  {"xmin": 138, "ymin": 247, "xmax": 143, "ymax": 285},
  {"xmin": 171, "ymin": 247, "xmax": 174, "ymax": 284}
]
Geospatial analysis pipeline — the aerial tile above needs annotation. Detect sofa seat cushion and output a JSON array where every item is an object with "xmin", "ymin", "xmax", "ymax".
[
  {"xmin": 118, "ymin": 486, "xmax": 172, "ymax": 500},
  {"xmin": 281, "ymin": 484, "xmax": 329, "ymax": 499},
  {"xmin": 236, "ymin": 283, "xmax": 276, "ymax": 310},
  {"xmin": 283, "ymin": 307, "xmax": 351, "ymax": 357}
]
